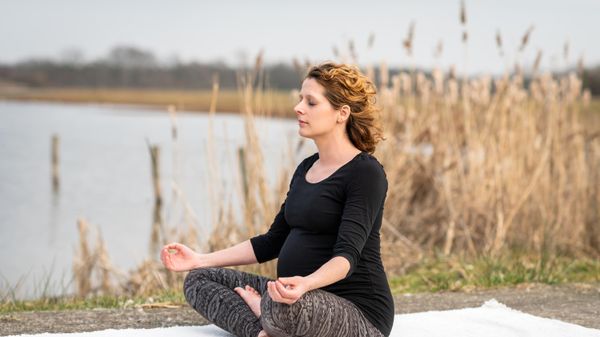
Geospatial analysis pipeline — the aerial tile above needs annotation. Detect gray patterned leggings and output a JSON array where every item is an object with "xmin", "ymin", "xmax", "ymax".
[{"xmin": 183, "ymin": 267, "xmax": 385, "ymax": 337}]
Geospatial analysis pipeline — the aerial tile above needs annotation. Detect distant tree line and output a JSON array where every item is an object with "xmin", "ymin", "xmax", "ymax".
[
  {"xmin": 1, "ymin": 45, "xmax": 599, "ymax": 95},
  {"xmin": 0, "ymin": 61, "xmax": 306, "ymax": 90},
  {"xmin": 0, "ymin": 46, "xmax": 303, "ymax": 90}
]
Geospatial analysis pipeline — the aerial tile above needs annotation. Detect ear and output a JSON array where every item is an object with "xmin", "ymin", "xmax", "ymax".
[{"xmin": 337, "ymin": 105, "xmax": 351, "ymax": 123}]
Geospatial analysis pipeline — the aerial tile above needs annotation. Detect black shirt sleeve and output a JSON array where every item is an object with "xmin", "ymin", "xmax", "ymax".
[
  {"xmin": 249, "ymin": 162, "xmax": 301, "ymax": 263},
  {"xmin": 332, "ymin": 159, "xmax": 388, "ymax": 278}
]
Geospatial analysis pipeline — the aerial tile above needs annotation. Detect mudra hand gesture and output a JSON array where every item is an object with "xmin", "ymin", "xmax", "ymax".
[
  {"xmin": 267, "ymin": 276, "xmax": 310, "ymax": 305},
  {"xmin": 160, "ymin": 242, "xmax": 200, "ymax": 272}
]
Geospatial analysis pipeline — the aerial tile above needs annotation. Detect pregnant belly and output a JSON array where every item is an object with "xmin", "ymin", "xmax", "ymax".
[{"xmin": 277, "ymin": 229, "xmax": 337, "ymax": 277}]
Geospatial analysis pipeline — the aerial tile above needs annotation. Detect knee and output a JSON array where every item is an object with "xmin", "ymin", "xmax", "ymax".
[
  {"xmin": 260, "ymin": 314, "xmax": 283, "ymax": 337},
  {"xmin": 183, "ymin": 267, "xmax": 213, "ymax": 289},
  {"xmin": 261, "ymin": 290, "xmax": 329, "ymax": 337},
  {"xmin": 183, "ymin": 267, "xmax": 218, "ymax": 302},
  {"xmin": 259, "ymin": 294, "xmax": 278, "ymax": 335},
  {"xmin": 259, "ymin": 294, "xmax": 296, "ymax": 337}
]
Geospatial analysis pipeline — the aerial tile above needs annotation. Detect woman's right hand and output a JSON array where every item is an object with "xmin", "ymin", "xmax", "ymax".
[{"xmin": 160, "ymin": 242, "xmax": 202, "ymax": 272}]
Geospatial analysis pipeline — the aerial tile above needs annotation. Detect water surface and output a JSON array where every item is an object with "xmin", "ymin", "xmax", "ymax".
[{"xmin": 0, "ymin": 100, "xmax": 312, "ymax": 299}]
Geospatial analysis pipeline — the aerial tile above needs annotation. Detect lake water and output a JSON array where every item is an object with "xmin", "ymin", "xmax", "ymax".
[{"xmin": 0, "ymin": 100, "xmax": 313, "ymax": 299}]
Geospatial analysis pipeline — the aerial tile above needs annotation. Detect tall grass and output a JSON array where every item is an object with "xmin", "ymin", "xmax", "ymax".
[{"xmin": 375, "ymin": 68, "xmax": 599, "ymax": 270}]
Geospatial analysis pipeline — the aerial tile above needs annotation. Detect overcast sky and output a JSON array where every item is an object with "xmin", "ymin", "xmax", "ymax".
[{"xmin": 1, "ymin": 0, "xmax": 599, "ymax": 74}]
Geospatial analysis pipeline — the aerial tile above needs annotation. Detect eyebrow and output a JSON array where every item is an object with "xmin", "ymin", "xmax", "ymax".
[{"xmin": 298, "ymin": 93, "xmax": 316, "ymax": 99}]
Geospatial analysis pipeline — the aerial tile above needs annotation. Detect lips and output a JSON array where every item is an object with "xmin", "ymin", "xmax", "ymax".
[{"xmin": 298, "ymin": 120, "xmax": 308, "ymax": 125}]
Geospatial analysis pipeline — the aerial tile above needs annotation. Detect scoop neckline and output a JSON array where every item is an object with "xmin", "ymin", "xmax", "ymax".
[{"xmin": 303, "ymin": 151, "xmax": 365, "ymax": 185}]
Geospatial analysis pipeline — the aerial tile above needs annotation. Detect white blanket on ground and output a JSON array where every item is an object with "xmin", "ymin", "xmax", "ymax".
[{"xmin": 7, "ymin": 300, "xmax": 600, "ymax": 337}]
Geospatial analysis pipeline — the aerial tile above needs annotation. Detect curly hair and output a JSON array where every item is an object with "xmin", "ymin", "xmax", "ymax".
[{"xmin": 305, "ymin": 62, "xmax": 385, "ymax": 154}]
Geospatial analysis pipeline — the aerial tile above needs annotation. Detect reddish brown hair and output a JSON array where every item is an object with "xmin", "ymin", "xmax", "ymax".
[{"xmin": 306, "ymin": 62, "xmax": 385, "ymax": 154}]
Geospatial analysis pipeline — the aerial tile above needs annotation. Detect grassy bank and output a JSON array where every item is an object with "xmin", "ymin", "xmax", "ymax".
[
  {"xmin": 0, "ymin": 290, "xmax": 186, "ymax": 314},
  {"xmin": 0, "ymin": 87, "xmax": 295, "ymax": 117},
  {"xmin": 389, "ymin": 254, "xmax": 600, "ymax": 293},
  {"xmin": 2, "ymin": 254, "xmax": 599, "ymax": 314}
]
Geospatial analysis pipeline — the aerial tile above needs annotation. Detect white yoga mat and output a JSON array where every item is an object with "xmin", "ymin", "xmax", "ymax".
[{"xmin": 7, "ymin": 300, "xmax": 600, "ymax": 337}]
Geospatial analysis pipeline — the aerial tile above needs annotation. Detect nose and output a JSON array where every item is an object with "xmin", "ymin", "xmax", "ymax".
[{"xmin": 294, "ymin": 102, "xmax": 304, "ymax": 116}]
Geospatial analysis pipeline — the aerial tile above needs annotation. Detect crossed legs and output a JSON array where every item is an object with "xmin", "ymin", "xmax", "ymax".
[{"xmin": 183, "ymin": 267, "xmax": 384, "ymax": 337}]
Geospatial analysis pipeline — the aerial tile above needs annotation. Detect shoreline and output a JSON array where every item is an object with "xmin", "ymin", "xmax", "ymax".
[{"xmin": 0, "ymin": 87, "xmax": 295, "ymax": 118}]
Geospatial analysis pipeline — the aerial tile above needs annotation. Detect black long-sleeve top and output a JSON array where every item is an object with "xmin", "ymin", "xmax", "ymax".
[{"xmin": 250, "ymin": 151, "xmax": 394, "ymax": 337}]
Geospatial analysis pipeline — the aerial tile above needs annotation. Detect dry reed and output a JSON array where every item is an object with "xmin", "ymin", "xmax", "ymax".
[{"xmin": 374, "ymin": 68, "xmax": 599, "ymax": 273}]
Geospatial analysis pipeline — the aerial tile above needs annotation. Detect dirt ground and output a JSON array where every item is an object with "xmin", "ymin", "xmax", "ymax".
[{"xmin": 1, "ymin": 283, "xmax": 598, "ymax": 336}]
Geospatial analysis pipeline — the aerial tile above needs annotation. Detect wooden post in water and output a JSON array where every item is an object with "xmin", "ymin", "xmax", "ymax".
[
  {"xmin": 51, "ymin": 134, "xmax": 60, "ymax": 192},
  {"xmin": 149, "ymin": 145, "xmax": 163, "ymax": 209},
  {"xmin": 148, "ymin": 144, "xmax": 163, "ymax": 256}
]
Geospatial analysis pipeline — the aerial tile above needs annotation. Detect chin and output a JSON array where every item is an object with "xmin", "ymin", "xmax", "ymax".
[{"xmin": 298, "ymin": 129, "xmax": 313, "ymax": 139}]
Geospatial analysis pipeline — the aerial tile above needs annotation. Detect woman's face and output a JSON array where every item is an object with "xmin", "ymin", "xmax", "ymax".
[{"xmin": 294, "ymin": 78, "xmax": 340, "ymax": 139}]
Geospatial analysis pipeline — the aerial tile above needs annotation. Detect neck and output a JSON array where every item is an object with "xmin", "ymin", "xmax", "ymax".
[{"xmin": 313, "ymin": 130, "xmax": 360, "ymax": 166}]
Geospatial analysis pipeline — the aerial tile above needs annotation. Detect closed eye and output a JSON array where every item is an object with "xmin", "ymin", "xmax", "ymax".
[
  {"xmin": 298, "ymin": 97, "xmax": 316, "ymax": 106},
  {"xmin": 298, "ymin": 94, "xmax": 317, "ymax": 107}
]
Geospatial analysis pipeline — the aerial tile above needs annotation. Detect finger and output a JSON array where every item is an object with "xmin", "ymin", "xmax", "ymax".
[
  {"xmin": 276, "ymin": 279, "xmax": 292, "ymax": 289},
  {"xmin": 162, "ymin": 255, "xmax": 170, "ymax": 269},
  {"xmin": 159, "ymin": 247, "xmax": 167, "ymax": 261},
  {"xmin": 164, "ymin": 251, "xmax": 175, "ymax": 269},
  {"xmin": 275, "ymin": 280, "xmax": 295, "ymax": 299},
  {"xmin": 267, "ymin": 281, "xmax": 283, "ymax": 302},
  {"xmin": 269, "ymin": 281, "xmax": 294, "ymax": 304},
  {"xmin": 266, "ymin": 282, "xmax": 275, "ymax": 300},
  {"xmin": 277, "ymin": 277, "xmax": 292, "ymax": 285},
  {"xmin": 267, "ymin": 282, "xmax": 276, "ymax": 298},
  {"xmin": 160, "ymin": 251, "xmax": 168, "ymax": 267},
  {"xmin": 160, "ymin": 246, "xmax": 171, "ymax": 259},
  {"xmin": 165, "ymin": 243, "xmax": 181, "ymax": 251}
]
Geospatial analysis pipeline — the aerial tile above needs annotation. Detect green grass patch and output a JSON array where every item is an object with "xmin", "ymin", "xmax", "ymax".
[
  {"xmin": 0, "ymin": 290, "xmax": 186, "ymax": 314},
  {"xmin": 389, "ymin": 253, "xmax": 600, "ymax": 294}
]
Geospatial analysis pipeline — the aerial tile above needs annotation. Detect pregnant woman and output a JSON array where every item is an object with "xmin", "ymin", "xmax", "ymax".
[{"xmin": 160, "ymin": 62, "xmax": 394, "ymax": 337}]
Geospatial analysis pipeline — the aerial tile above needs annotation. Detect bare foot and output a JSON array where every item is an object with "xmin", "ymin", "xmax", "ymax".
[
  {"xmin": 258, "ymin": 330, "xmax": 270, "ymax": 337},
  {"xmin": 234, "ymin": 285, "xmax": 262, "ymax": 318}
]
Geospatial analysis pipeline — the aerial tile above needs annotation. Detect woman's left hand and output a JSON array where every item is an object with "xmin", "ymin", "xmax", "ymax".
[{"xmin": 267, "ymin": 276, "xmax": 310, "ymax": 304}]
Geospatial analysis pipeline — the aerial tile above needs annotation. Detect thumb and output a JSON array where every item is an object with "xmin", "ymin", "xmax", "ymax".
[{"xmin": 277, "ymin": 277, "xmax": 297, "ymax": 286}]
